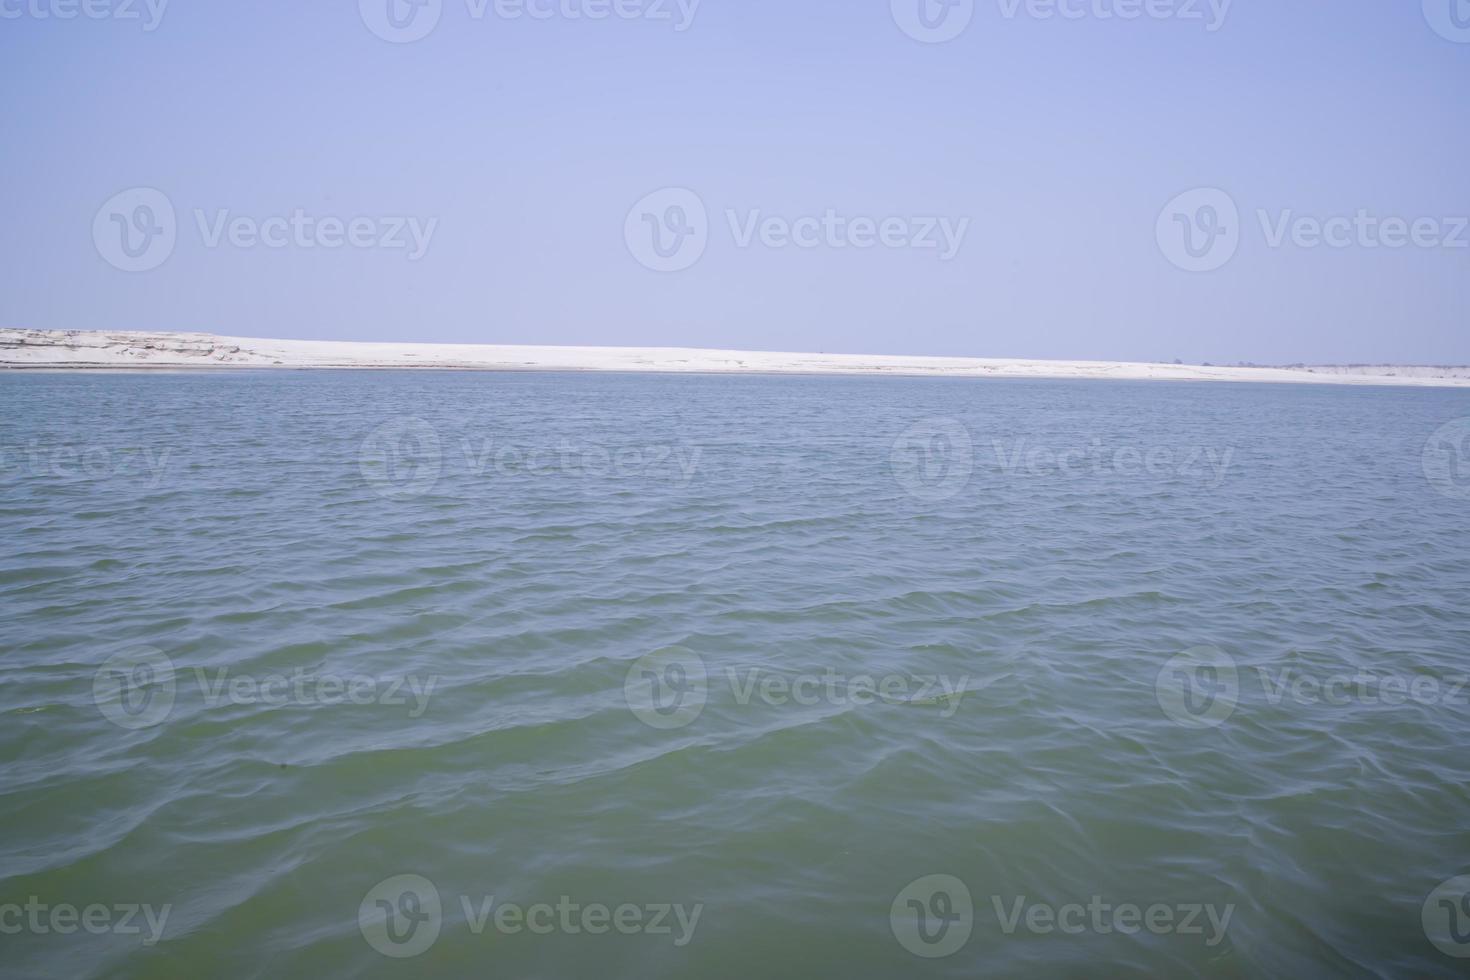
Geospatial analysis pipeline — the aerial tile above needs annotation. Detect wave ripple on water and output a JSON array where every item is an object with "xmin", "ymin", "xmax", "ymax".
[{"xmin": 1, "ymin": 372, "xmax": 1468, "ymax": 978}]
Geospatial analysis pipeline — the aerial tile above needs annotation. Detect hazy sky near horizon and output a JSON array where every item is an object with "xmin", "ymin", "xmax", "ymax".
[{"xmin": 3, "ymin": 0, "xmax": 1468, "ymax": 363}]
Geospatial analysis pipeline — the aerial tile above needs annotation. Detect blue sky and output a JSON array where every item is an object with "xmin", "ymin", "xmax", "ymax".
[{"xmin": 2, "ymin": 0, "xmax": 1467, "ymax": 363}]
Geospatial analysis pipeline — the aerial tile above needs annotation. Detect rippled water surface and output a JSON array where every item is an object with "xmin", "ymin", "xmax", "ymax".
[{"xmin": 2, "ymin": 371, "xmax": 1469, "ymax": 978}]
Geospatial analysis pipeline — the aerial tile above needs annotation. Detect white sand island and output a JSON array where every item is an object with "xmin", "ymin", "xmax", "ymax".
[{"xmin": 3, "ymin": 329, "xmax": 1468, "ymax": 388}]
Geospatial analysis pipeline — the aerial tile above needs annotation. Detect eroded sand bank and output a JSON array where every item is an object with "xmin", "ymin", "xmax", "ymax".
[{"xmin": 4, "ymin": 329, "xmax": 1469, "ymax": 388}]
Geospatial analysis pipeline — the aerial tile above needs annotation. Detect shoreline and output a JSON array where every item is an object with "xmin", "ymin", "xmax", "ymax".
[{"xmin": 4, "ymin": 329, "xmax": 1470, "ymax": 389}]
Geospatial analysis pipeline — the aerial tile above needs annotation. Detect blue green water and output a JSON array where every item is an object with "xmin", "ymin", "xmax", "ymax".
[{"xmin": 2, "ymin": 371, "xmax": 1469, "ymax": 978}]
